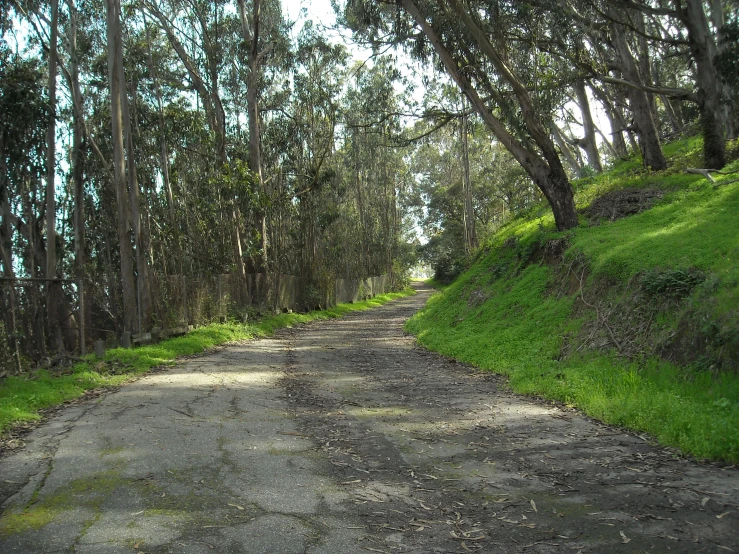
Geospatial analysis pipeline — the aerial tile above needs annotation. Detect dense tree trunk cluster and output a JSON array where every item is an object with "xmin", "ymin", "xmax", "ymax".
[{"xmin": 0, "ymin": 0, "xmax": 415, "ymax": 370}]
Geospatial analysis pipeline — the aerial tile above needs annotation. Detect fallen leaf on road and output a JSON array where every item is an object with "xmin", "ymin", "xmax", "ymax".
[
  {"xmin": 530, "ymin": 499, "xmax": 537, "ymax": 512},
  {"xmin": 716, "ymin": 511, "xmax": 732, "ymax": 519},
  {"xmin": 450, "ymin": 530, "xmax": 485, "ymax": 541},
  {"xmin": 228, "ymin": 503, "xmax": 245, "ymax": 510},
  {"xmin": 620, "ymin": 531, "xmax": 631, "ymax": 544},
  {"xmin": 701, "ymin": 497, "xmax": 710, "ymax": 507}
]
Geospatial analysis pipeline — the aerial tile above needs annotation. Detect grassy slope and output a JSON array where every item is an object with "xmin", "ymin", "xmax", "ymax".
[
  {"xmin": 0, "ymin": 290, "xmax": 414, "ymax": 435},
  {"xmin": 407, "ymin": 138, "xmax": 739, "ymax": 463}
]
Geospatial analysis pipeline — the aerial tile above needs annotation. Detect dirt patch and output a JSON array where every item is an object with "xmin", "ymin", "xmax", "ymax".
[
  {"xmin": 584, "ymin": 187, "xmax": 664, "ymax": 223},
  {"xmin": 541, "ymin": 237, "xmax": 569, "ymax": 265},
  {"xmin": 467, "ymin": 289, "xmax": 490, "ymax": 308}
]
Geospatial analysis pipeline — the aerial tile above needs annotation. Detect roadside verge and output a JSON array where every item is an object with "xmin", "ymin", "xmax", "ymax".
[{"xmin": 0, "ymin": 289, "xmax": 415, "ymax": 446}]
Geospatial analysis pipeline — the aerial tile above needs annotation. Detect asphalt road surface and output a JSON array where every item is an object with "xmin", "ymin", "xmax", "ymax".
[{"xmin": 1, "ymin": 284, "xmax": 737, "ymax": 553}]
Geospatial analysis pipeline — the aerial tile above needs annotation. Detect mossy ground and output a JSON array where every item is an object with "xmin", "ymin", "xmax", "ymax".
[
  {"xmin": 0, "ymin": 290, "xmax": 414, "ymax": 436},
  {"xmin": 0, "ymin": 469, "xmax": 127, "ymax": 536},
  {"xmin": 407, "ymin": 137, "xmax": 739, "ymax": 463}
]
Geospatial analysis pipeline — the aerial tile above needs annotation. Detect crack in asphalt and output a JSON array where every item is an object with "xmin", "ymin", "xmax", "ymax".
[{"xmin": 0, "ymin": 284, "xmax": 737, "ymax": 554}]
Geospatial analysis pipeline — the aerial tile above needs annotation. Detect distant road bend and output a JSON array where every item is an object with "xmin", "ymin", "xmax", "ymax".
[{"xmin": 1, "ymin": 283, "xmax": 737, "ymax": 553}]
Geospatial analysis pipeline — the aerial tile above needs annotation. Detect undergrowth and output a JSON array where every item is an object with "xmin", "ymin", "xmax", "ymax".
[
  {"xmin": 407, "ymin": 137, "xmax": 739, "ymax": 463},
  {"xmin": 0, "ymin": 290, "xmax": 414, "ymax": 435}
]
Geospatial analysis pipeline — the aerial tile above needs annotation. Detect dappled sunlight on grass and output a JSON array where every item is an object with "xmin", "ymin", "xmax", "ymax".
[
  {"xmin": 407, "ymin": 137, "xmax": 739, "ymax": 463},
  {"xmin": 571, "ymin": 181, "xmax": 739, "ymax": 280}
]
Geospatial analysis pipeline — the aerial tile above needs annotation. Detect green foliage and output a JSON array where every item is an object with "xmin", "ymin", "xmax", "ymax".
[
  {"xmin": 641, "ymin": 268, "xmax": 705, "ymax": 298},
  {"xmin": 406, "ymin": 138, "xmax": 739, "ymax": 463},
  {"xmin": 0, "ymin": 290, "xmax": 414, "ymax": 435},
  {"xmin": 715, "ymin": 16, "xmax": 739, "ymax": 108}
]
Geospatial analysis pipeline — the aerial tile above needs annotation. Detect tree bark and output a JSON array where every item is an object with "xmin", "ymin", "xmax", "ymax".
[
  {"xmin": 551, "ymin": 123, "xmax": 583, "ymax": 173},
  {"xmin": 610, "ymin": 19, "xmax": 667, "ymax": 170},
  {"xmin": 67, "ymin": 0, "xmax": 87, "ymax": 353},
  {"xmin": 0, "ymin": 133, "xmax": 22, "ymax": 372},
  {"xmin": 708, "ymin": 0, "xmax": 735, "ymax": 139},
  {"xmin": 238, "ymin": 0, "xmax": 268, "ymax": 276},
  {"xmin": 460, "ymin": 106, "xmax": 477, "ymax": 252},
  {"xmin": 119, "ymin": 57, "xmax": 152, "ymax": 332},
  {"xmin": 401, "ymin": 0, "xmax": 578, "ymax": 230},
  {"xmin": 676, "ymin": 0, "xmax": 726, "ymax": 168},
  {"xmin": 45, "ymin": 0, "xmax": 66, "ymax": 353},
  {"xmin": 575, "ymin": 81, "xmax": 603, "ymax": 172},
  {"xmin": 143, "ymin": 13, "xmax": 181, "ymax": 276},
  {"xmin": 107, "ymin": 0, "xmax": 137, "ymax": 333}
]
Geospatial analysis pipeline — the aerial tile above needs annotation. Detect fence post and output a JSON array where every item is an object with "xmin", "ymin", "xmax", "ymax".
[
  {"xmin": 78, "ymin": 278, "xmax": 86, "ymax": 355},
  {"xmin": 182, "ymin": 275, "xmax": 188, "ymax": 325}
]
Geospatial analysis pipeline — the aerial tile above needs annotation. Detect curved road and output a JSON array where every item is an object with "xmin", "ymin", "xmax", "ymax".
[{"xmin": 1, "ymin": 284, "xmax": 737, "ymax": 553}]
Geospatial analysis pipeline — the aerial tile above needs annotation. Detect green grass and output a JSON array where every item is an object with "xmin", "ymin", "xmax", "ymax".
[
  {"xmin": 570, "ymin": 175, "xmax": 739, "ymax": 281},
  {"xmin": 406, "ymin": 139, "xmax": 739, "ymax": 463},
  {"xmin": 423, "ymin": 277, "xmax": 448, "ymax": 290},
  {"xmin": 0, "ymin": 289, "xmax": 414, "ymax": 435}
]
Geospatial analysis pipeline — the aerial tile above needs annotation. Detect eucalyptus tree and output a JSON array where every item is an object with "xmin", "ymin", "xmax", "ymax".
[
  {"xmin": 409, "ymin": 113, "xmax": 532, "ymax": 280},
  {"xmin": 45, "ymin": 0, "xmax": 64, "ymax": 351},
  {"xmin": 343, "ymin": 0, "xmax": 580, "ymax": 231},
  {"xmin": 570, "ymin": 0, "xmax": 732, "ymax": 169},
  {"xmin": 274, "ymin": 23, "xmax": 347, "ymax": 280},
  {"xmin": 0, "ymin": 55, "xmax": 50, "ymax": 364},
  {"xmin": 235, "ymin": 0, "xmax": 292, "ymax": 278},
  {"xmin": 107, "ymin": 0, "xmax": 140, "ymax": 333},
  {"xmin": 340, "ymin": 56, "xmax": 410, "ymax": 279}
]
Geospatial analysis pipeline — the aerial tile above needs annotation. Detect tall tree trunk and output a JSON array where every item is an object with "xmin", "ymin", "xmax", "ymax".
[
  {"xmin": 460, "ymin": 106, "xmax": 477, "ymax": 252},
  {"xmin": 676, "ymin": 0, "xmax": 726, "ymax": 168},
  {"xmin": 0, "ymin": 135, "xmax": 22, "ymax": 372},
  {"xmin": 575, "ymin": 81, "xmax": 603, "ymax": 172},
  {"xmin": 67, "ymin": 0, "xmax": 86, "ymax": 353},
  {"xmin": 551, "ymin": 123, "xmax": 583, "ymax": 173},
  {"xmin": 610, "ymin": 20, "xmax": 667, "ymax": 170},
  {"xmin": 143, "ymin": 13, "xmax": 181, "ymax": 275},
  {"xmin": 353, "ymin": 133, "xmax": 369, "ymax": 276},
  {"xmin": 238, "ymin": 0, "xmax": 268, "ymax": 277},
  {"xmin": 609, "ymin": 84, "xmax": 639, "ymax": 155},
  {"xmin": 119, "ymin": 67, "xmax": 152, "ymax": 332},
  {"xmin": 660, "ymin": 94, "xmax": 682, "ymax": 135},
  {"xmin": 708, "ymin": 0, "xmax": 735, "ymax": 139},
  {"xmin": 107, "ymin": 0, "xmax": 137, "ymax": 333},
  {"xmin": 45, "ymin": 0, "xmax": 65, "ymax": 353},
  {"xmin": 402, "ymin": 0, "xmax": 578, "ymax": 230},
  {"xmin": 635, "ymin": 11, "xmax": 658, "ymax": 119}
]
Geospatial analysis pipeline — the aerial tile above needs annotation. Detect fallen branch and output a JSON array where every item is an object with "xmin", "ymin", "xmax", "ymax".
[{"xmin": 686, "ymin": 168, "xmax": 739, "ymax": 183}]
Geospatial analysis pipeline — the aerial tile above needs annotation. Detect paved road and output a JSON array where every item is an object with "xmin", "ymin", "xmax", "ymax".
[{"xmin": 1, "ymin": 284, "xmax": 737, "ymax": 553}]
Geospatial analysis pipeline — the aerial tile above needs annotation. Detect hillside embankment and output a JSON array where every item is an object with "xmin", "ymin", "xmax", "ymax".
[{"xmin": 407, "ymin": 137, "xmax": 739, "ymax": 463}]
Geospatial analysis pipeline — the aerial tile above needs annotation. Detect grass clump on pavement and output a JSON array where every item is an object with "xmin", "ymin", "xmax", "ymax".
[
  {"xmin": 0, "ymin": 290, "xmax": 414, "ymax": 435},
  {"xmin": 407, "ymin": 138, "xmax": 739, "ymax": 463}
]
